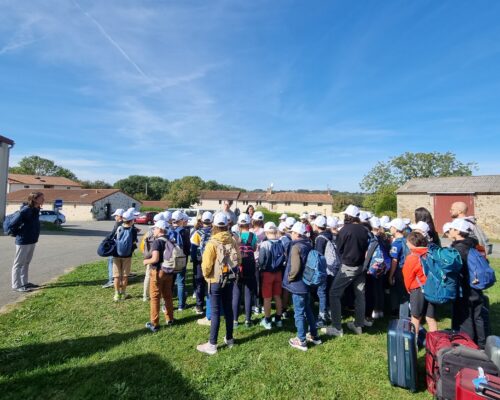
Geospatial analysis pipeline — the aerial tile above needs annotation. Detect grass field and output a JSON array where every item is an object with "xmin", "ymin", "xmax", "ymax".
[{"xmin": 1, "ymin": 257, "xmax": 499, "ymax": 400}]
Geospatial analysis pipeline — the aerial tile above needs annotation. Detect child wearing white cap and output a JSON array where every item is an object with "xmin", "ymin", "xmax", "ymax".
[
  {"xmin": 102, "ymin": 209, "xmax": 124, "ymax": 289},
  {"xmin": 388, "ymin": 218, "xmax": 410, "ymax": 317},
  {"xmin": 251, "ymin": 211, "xmax": 266, "ymax": 314},
  {"xmin": 283, "ymin": 222, "xmax": 321, "ymax": 351},
  {"xmin": 169, "ymin": 211, "xmax": 191, "ymax": 311},
  {"xmin": 141, "ymin": 213, "xmax": 167, "ymax": 301}
]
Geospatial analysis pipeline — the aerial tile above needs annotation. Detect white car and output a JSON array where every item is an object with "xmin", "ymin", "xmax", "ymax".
[{"xmin": 39, "ymin": 210, "xmax": 66, "ymax": 225}]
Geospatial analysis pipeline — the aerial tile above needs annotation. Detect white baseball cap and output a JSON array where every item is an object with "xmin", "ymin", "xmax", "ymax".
[
  {"xmin": 285, "ymin": 217, "xmax": 296, "ymax": 229},
  {"xmin": 154, "ymin": 220, "xmax": 168, "ymax": 230},
  {"xmin": 202, "ymin": 211, "xmax": 213, "ymax": 223},
  {"xmin": 309, "ymin": 211, "xmax": 317, "ymax": 217},
  {"xmin": 390, "ymin": 218, "xmax": 406, "ymax": 232},
  {"xmin": 162, "ymin": 211, "xmax": 172, "ymax": 221},
  {"xmin": 122, "ymin": 209, "xmax": 136, "ymax": 221},
  {"xmin": 252, "ymin": 211, "xmax": 264, "ymax": 221},
  {"xmin": 238, "ymin": 213, "xmax": 251, "ymax": 225},
  {"xmin": 369, "ymin": 216, "xmax": 381, "ymax": 229},
  {"xmin": 327, "ymin": 216, "xmax": 339, "ymax": 229},
  {"xmin": 359, "ymin": 211, "xmax": 369, "ymax": 222},
  {"xmin": 111, "ymin": 208, "xmax": 124, "ymax": 217},
  {"xmin": 279, "ymin": 213, "xmax": 288, "ymax": 221},
  {"xmin": 300, "ymin": 212, "xmax": 309, "ymax": 220},
  {"xmin": 410, "ymin": 221, "xmax": 430, "ymax": 234},
  {"xmin": 213, "ymin": 212, "xmax": 228, "ymax": 227},
  {"xmin": 450, "ymin": 218, "xmax": 472, "ymax": 233},
  {"xmin": 172, "ymin": 210, "xmax": 183, "ymax": 222},
  {"xmin": 264, "ymin": 221, "xmax": 277, "ymax": 232},
  {"xmin": 402, "ymin": 218, "xmax": 411, "ymax": 226},
  {"xmin": 344, "ymin": 204, "xmax": 360, "ymax": 218},
  {"xmin": 313, "ymin": 215, "xmax": 327, "ymax": 228},
  {"xmin": 127, "ymin": 207, "xmax": 141, "ymax": 216},
  {"xmin": 380, "ymin": 216, "xmax": 390, "ymax": 225},
  {"xmin": 291, "ymin": 222, "xmax": 306, "ymax": 235},
  {"xmin": 278, "ymin": 222, "xmax": 287, "ymax": 232},
  {"xmin": 442, "ymin": 222, "xmax": 452, "ymax": 234},
  {"xmin": 231, "ymin": 224, "xmax": 239, "ymax": 234},
  {"xmin": 366, "ymin": 211, "xmax": 373, "ymax": 218},
  {"xmin": 153, "ymin": 213, "xmax": 165, "ymax": 222}
]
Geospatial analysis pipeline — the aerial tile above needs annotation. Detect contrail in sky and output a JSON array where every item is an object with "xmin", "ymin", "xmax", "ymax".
[{"xmin": 73, "ymin": 0, "xmax": 149, "ymax": 79}]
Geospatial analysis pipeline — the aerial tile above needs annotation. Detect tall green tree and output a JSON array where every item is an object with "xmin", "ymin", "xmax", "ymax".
[
  {"xmin": 9, "ymin": 155, "xmax": 78, "ymax": 180},
  {"xmin": 166, "ymin": 176, "xmax": 205, "ymax": 208},
  {"xmin": 80, "ymin": 180, "xmax": 112, "ymax": 189},
  {"xmin": 113, "ymin": 175, "xmax": 169, "ymax": 200}
]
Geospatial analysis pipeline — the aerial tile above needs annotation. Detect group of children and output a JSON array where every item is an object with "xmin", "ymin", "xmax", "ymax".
[{"xmin": 104, "ymin": 200, "xmax": 492, "ymax": 353}]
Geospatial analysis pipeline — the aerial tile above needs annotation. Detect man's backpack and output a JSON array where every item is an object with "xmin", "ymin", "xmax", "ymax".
[
  {"xmin": 302, "ymin": 249, "xmax": 327, "ymax": 287},
  {"xmin": 195, "ymin": 228, "xmax": 211, "ymax": 262},
  {"xmin": 170, "ymin": 227, "xmax": 184, "ymax": 249},
  {"xmin": 160, "ymin": 237, "xmax": 187, "ymax": 273},
  {"xmin": 418, "ymin": 247, "xmax": 462, "ymax": 304},
  {"xmin": 115, "ymin": 226, "xmax": 134, "ymax": 257},
  {"xmin": 213, "ymin": 239, "xmax": 239, "ymax": 288},
  {"xmin": 141, "ymin": 231, "xmax": 155, "ymax": 259},
  {"xmin": 3, "ymin": 210, "xmax": 23, "ymax": 237},
  {"xmin": 467, "ymin": 247, "xmax": 496, "ymax": 290},
  {"xmin": 269, "ymin": 240, "xmax": 286, "ymax": 271}
]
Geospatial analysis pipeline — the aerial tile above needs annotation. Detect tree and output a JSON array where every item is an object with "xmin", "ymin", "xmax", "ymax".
[
  {"xmin": 80, "ymin": 180, "xmax": 112, "ymax": 189},
  {"xmin": 166, "ymin": 176, "xmax": 204, "ymax": 208},
  {"xmin": 332, "ymin": 192, "xmax": 365, "ymax": 213},
  {"xmin": 360, "ymin": 152, "xmax": 477, "ymax": 193},
  {"xmin": 113, "ymin": 175, "xmax": 169, "ymax": 200},
  {"xmin": 9, "ymin": 155, "xmax": 78, "ymax": 180}
]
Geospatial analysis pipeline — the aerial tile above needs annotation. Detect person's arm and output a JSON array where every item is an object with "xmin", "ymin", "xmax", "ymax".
[
  {"xmin": 288, "ymin": 245, "xmax": 302, "ymax": 281},
  {"xmin": 315, "ymin": 236, "xmax": 326, "ymax": 254},
  {"xmin": 143, "ymin": 250, "xmax": 160, "ymax": 266},
  {"xmin": 401, "ymin": 255, "xmax": 413, "ymax": 293},
  {"xmin": 201, "ymin": 242, "xmax": 216, "ymax": 279},
  {"xmin": 258, "ymin": 242, "xmax": 269, "ymax": 270}
]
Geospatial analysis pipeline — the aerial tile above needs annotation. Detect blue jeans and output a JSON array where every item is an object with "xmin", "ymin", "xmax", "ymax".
[
  {"xmin": 206, "ymin": 294, "xmax": 224, "ymax": 320},
  {"xmin": 292, "ymin": 292, "xmax": 318, "ymax": 342},
  {"xmin": 316, "ymin": 280, "xmax": 327, "ymax": 316},
  {"xmin": 232, "ymin": 279, "xmax": 255, "ymax": 322},
  {"xmin": 194, "ymin": 263, "xmax": 206, "ymax": 308},
  {"xmin": 209, "ymin": 282, "xmax": 234, "ymax": 345},
  {"xmin": 175, "ymin": 268, "xmax": 186, "ymax": 309},
  {"xmin": 107, "ymin": 257, "xmax": 113, "ymax": 283}
]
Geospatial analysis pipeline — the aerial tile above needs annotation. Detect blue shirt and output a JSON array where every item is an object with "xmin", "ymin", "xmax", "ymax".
[{"xmin": 390, "ymin": 237, "xmax": 408, "ymax": 268}]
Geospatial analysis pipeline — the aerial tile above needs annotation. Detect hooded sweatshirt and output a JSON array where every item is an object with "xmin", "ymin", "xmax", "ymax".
[
  {"xmin": 402, "ymin": 247, "xmax": 428, "ymax": 292},
  {"xmin": 201, "ymin": 231, "xmax": 242, "ymax": 284}
]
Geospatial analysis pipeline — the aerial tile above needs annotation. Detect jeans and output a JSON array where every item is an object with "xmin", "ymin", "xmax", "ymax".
[
  {"xmin": 292, "ymin": 292, "xmax": 318, "ymax": 342},
  {"xmin": 232, "ymin": 279, "xmax": 255, "ymax": 322},
  {"xmin": 107, "ymin": 256, "xmax": 113, "ymax": 283},
  {"xmin": 209, "ymin": 282, "xmax": 234, "ymax": 345},
  {"xmin": 175, "ymin": 268, "xmax": 186, "ymax": 309},
  {"xmin": 194, "ymin": 263, "xmax": 206, "ymax": 308},
  {"xmin": 329, "ymin": 264, "xmax": 366, "ymax": 330},
  {"xmin": 365, "ymin": 274, "xmax": 384, "ymax": 317},
  {"xmin": 390, "ymin": 268, "xmax": 409, "ymax": 315},
  {"xmin": 452, "ymin": 288, "xmax": 486, "ymax": 348},
  {"xmin": 315, "ymin": 279, "xmax": 328, "ymax": 316},
  {"xmin": 12, "ymin": 244, "xmax": 36, "ymax": 289}
]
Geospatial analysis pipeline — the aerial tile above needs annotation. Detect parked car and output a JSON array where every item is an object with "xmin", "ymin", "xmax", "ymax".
[
  {"xmin": 134, "ymin": 211, "xmax": 157, "ymax": 225},
  {"xmin": 39, "ymin": 210, "xmax": 66, "ymax": 225}
]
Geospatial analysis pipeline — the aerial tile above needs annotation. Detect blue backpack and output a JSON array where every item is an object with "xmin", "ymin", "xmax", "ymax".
[
  {"xmin": 170, "ymin": 227, "xmax": 184, "ymax": 248},
  {"xmin": 302, "ymin": 249, "xmax": 327, "ymax": 287},
  {"xmin": 195, "ymin": 228, "xmax": 212, "ymax": 261},
  {"xmin": 269, "ymin": 240, "xmax": 286, "ymax": 271},
  {"xmin": 3, "ymin": 210, "xmax": 23, "ymax": 236},
  {"xmin": 419, "ymin": 247, "xmax": 462, "ymax": 304},
  {"xmin": 467, "ymin": 248, "xmax": 496, "ymax": 290},
  {"xmin": 115, "ymin": 227, "xmax": 134, "ymax": 257}
]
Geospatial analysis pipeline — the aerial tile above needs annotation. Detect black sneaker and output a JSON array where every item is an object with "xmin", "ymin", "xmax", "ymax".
[
  {"xmin": 25, "ymin": 282, "xmax": 40, "ymax": 288},
  {"xmin": 145, "ymin": 322, "xmax": 160, "ymax": 333}
]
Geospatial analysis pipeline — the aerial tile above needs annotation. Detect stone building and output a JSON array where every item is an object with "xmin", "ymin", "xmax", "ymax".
[{"xmin": 397, "ymin": 175, "xmax": 500, "ymax": 239}]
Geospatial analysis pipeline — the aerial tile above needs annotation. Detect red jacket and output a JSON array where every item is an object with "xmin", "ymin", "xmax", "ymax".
[{"xmin": 402, "ymin": 247, "xmax": 428, "ymax": 292}]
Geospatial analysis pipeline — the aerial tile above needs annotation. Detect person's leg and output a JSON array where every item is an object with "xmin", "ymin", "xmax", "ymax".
[
  {"xmin": 425, "ymin": 301, "xmax": 438, "ymax": 332},
  {"xmin": 209, "ymin": 283, "xmax": 222, "ymax": 345},
  {"xmin": 365, "ymin": 274, "xmax": 375, "ymax": 319},
  {"xmin": 411, "ymin": 316, "xmax": 421, "ymax": 338},
  {"xmin": 261, "ymin": 272, "xmax": 272, "ymax": 320},
  {"xmin": 107, "ymin": 256, "xmax": 113, "ymax": 282},
  {"xmin": 149, "ymin": 269, "xmax": 161, "ymax": 327},
  {"xmin": 11, "ymin": 245, "xmax": 25, "ymax": 289},
  {"xmin": 222, "ymin": 282, "xmax": 235, "ymax": 341},
  {"xmin": 195, "ymin": 263, "xmax": 205, "ymax": 309},
  {"xmin": 304, "ymin": 292, "xmax": 319, "ymax": 338},
  {"xmin": 273, "ymin": 273, "xmax": 283, "ymax": 319},
  {"xmin": 164, "ymin": 274, "xmax": 175, "ymax": 322},
  {"xmin": 471, "ymin": 289, "xmax": 486, "ymax": 348},
  {"xmin": 121, "ymin": 258, "xmax": 131, "ymax": 295},
  {"xmin": 353, "ymin": 267, "xmax": 366, "ymax": 328},
  {"xmin": 317, "ymin": 279, "xmax": 327, "ymax": 319},
  {"xmin": 206, "ymin": 294, "xmax": 211, "ymax": 320},
  {"xmin": 176, "ymin": 268, "xmax": 186, "ymax": 309},
  {"xmin": 374, "ymin": 275, "xmax": 385, "ymax": 315},
  {"xmin": 112, "ymin": 258, "xmax": 121, "ymax": 295},
  {"xmin": 143, "ymin": 265, "xmax": 151, "ymax": 300},
  {"xmin": 329, "ymin": 265, "xmax": 354, "ymax": 330},
  {"xmin": 254, "ymin": 268, "xmax": 261, "ymax": 311},
  {"xmin": 232, "ymin": 281, "xmax": 241, "ymax": 322},
  {"xmin": 292, "ymin": 293, "xmax": 306, "ymax": 342},
  {"xmin": 244, "ymin": 280, "xmax": 254, "ymax": 322}
]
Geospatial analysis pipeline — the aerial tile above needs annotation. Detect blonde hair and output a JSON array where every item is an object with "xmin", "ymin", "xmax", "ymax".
[{"xmin": 27, "ymin": 192, "xmax": 44, "ymax": 208}]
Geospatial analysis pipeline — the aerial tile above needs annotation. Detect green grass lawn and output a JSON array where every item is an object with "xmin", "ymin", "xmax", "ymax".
[{"xmin": 1, "ymin": 258, "xmax": 499, "ymax": 400}]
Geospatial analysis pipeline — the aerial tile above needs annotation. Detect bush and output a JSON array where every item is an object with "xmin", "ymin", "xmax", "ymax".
[{"xmin": 255, "ymin": 207, "xmax": 299, "ymax": 224}]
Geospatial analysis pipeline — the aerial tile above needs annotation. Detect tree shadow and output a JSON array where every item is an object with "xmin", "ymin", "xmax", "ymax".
[
  {"xmin": 41, "ymin": 227, "xmax": 113, "ymax": 237},
  {"xmin": 0, "ymin": 353, "xmax": 207, "ymax": 400}
]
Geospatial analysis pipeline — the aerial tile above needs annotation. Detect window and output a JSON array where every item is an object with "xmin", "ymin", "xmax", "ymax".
[
  {"xmin": 66, "ymin": 186, "xmax": 71, "ymax": 189},
  {"xmin": 242, "ymin": 201, "xmax": 248, "ymax": 206},
  {"xmin": 285, "ymin": 202, "xmax": 291, "ymax": 206},
  {"xmin": 303, "ymin": 202, "xmax": 308, "ymax": 206},
  {"xmin": 43, "ymin": 184, "xmax": 54, "ymax": 189},
  {"xmin": 24, "ymin": 185, "xmax": 30, "ymax": 188},
  {"xmin": 257, "ymin": 201, "xmax": 262, "ymax": 206},
  {"xmin": 318, "ymin": 203, "xmax": 323, "ymax": 206},
  {"xmin": 219, "ymin": 200, "xmax": 222, "ymax": 205}
]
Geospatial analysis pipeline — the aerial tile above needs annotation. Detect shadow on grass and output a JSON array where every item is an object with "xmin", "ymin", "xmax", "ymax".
[
  {"xmin": 41, "ymin": 226, "xmax": 113, "ymax": 237},
  {"xmin": 0, "ymin": 353, "xmax": 207, "ymax": 400}
]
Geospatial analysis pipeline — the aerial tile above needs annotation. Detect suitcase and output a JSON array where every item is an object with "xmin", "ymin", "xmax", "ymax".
[
  {"xmin": 387, "ymin": 319, "xmax": 417, "ymax": 392},
  {"xmin": 437, "ymin": 346, "xmax": 499, "ymax": 400},
  {"xmin": 456, "ymin": 368, "xmax": 500, "ymax": 400},
  {"xmin": 487, "ymin": 336, "xmax": 500, "ymax": 371},
  {"xmin": 426, "ymin": 331, "xmax": 478, "ymax": 395}
]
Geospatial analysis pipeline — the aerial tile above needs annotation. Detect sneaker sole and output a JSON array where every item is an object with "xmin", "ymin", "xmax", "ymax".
[{"xmin": 289, "ymin": 343, "xmax": 308, "ymax": 351}]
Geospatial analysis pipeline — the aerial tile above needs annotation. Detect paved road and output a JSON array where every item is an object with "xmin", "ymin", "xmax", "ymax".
[{"xmin": 0, "ymin": 221, "xmax": 120, "ymax": 311}]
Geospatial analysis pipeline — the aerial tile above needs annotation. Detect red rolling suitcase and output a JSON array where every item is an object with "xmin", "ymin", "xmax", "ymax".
[{"xmin": 456, "ymin": 368, "xmax": 500, "ymax": 400}]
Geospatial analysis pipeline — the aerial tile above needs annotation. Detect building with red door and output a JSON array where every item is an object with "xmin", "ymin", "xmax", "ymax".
[{"xmin": 397, "ymin": 175, "xmax": 500, "ymax": 240}]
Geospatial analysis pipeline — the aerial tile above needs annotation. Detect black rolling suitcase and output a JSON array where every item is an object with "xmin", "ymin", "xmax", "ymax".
[{"xmin": 387, "ymin": 318, "xmax": 418, "ymax": 392}]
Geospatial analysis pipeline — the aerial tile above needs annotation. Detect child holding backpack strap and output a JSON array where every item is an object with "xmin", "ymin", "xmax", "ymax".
[
  {"xmin": 388, "ymin": 218, "xmax": 410, "ymax": 317},
  {"xmin": 258, "ymin": 222, "xmax": 285, "ymax": 329},
  {"xmin": 402, "ymin": 231, "xmax": 438, "ymax": 338}
]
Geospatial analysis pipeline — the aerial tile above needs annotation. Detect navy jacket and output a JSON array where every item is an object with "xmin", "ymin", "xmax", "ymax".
[
  {"xmin": 16, "ymin": 206, "xmax": 41, "ymax": 245},
  {"xmin": 282, "ymin": 238, "xmax": 311, "ymax": 295}
]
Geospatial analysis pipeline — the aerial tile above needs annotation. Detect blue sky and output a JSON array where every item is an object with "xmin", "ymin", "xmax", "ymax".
[{"xmin": 1, "ymin": 0, "xmax": 499, "ymax": 192}]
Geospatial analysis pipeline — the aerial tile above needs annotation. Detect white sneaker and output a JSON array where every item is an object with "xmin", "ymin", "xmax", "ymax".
[
  {"xmin": 196, "ymin": 342, "xmax": 217, "ymax": 355},
  {"xmin": 321, "ymin": 326, "xmax": 344, "ymax": 337},
  {"xmin": 347, "ymin": 321, "xmax": 362, "ymax": 335},
  {"xmin": 224, "ymin": 337, "xmax": 234, "ymax": 348},
  {"xmin": 197, "ymin": 317, "xmax": 211, "ymax": 326},
  {"xmin": 306, "ymin": 333, "xmax": 322, "ymax": 345},
  {"xmin": 364, "ymin": 318, "xmax": 374, "ymax": 327}
]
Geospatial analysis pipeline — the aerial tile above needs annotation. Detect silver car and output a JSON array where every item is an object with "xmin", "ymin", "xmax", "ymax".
[{"xmin": 39, "ymin": 210, "xmax": 66, "ymax": 225}]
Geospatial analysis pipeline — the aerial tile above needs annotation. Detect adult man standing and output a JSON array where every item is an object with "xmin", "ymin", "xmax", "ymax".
[
  {"xmin": 450, "ymin": 201, "xmax": 490, "ymax": 254},
  {"xmin": 11, "ymin": 191, "xmax": 44, "ymax": 292},
  {"xmin": 222, "ymin": 200, "xmax": 237, "ymax": 226}
]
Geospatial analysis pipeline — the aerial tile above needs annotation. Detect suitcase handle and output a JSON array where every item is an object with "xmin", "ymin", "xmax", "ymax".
[{"xmin": 478, "ymin": 382, "xmax": 500, "ymax": 396}]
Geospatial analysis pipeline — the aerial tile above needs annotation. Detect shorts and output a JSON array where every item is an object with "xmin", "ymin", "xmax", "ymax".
[
  {"xmin": 261, "ymin": 271, "xmax": 282, "ymax": 298},
  {"xmin": 113, "ymin": 257, "xmax": 132, "ymax": 278},
  {"xmin": 410, "ymin": 287, "xmax": 436, "ymax": 319}
]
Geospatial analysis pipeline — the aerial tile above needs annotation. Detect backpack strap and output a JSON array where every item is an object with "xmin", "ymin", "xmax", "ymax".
[{"xmin": 245, "ymin": 232, "xmax": 254, "ymax": 246}]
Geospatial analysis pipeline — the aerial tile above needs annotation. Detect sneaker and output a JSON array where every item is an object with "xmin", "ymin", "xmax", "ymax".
[
  {"xmin": 13, "ymin": 286, "xmax": 31, "ymax": 293},
  {"xmin": 282, "ymin": 311, "xmax": 288, "ymax": 320},
  {"xmin": 306, "ymin": 333, "xmax": 322, "ymax": 345},
  {"xmin": 145, "ymin": 322, "xmax": 160, "ymax": 333},
  {"xmin": 113, "ymin": 293, "xmax": 121, "ymax": 302},
  {"xmin": 165, "ymin": 320, "xmax": 174, "ymax": 326},
  {"xmin": 192, "ymin": 293, "xmax": 196, "ymax": 299},
  {"xmin": 224, "ymin": 337, "xmax": 234, "ymax": 348},
  {"xmin": 253, "ymin": 306, "xmax": 261, "ymax": 315},
  {"xmin": 196, "ymin": 342, "xmax": 217, "ymax": 355},
  {"xmin": 161, "ymin": 304, "xmax": 166, "ymax": 313},
  {"xmin": 289, "ymin": 337, "xmax": 308, "ymax": 351},
  {"xmin": 177, "ymin": 307, "xmax": 185, "ymax": 312},
  {"xmin": 233, "ymin": 320, "xmax": 239, "ymax": 328},
  {"xmin": 245, "ymin": 320, "xmax": 252, "ymax": 328},
  {"xmin": 260, "ymin": 319, "xmax": 272, "ymax": 330},
  {"xmin": 347, "ymin": 321, "xmax": 362, "ymax": 335},
  {"xmin": 364, "ymin": 318, "xmax": 374, "ymax": 327},
  {"xmin": 197, "ymin": 317, "xmax": 211, "ymax": 326},
  {"xmin": 321, "ymin": 326, "xmax": 344, "ymax": 337},
  {"xmin": 273, "ymin": 318, "xmax": 283, "ymax": 328},
  {"xmin": 143, "ymin": 296, "xmax": 149, "ymax": 302},
  {"xmin": 25, "ymin": 282, "xmax": 40, "ymax": 288},
  {"xmin": 101, "ymin": 281, "xmax": 114, "ymax": 289},
  {"xmin": 194, "ymin": 306, "xmax": 204, "ymax": 315},
  {"xmin": 316, "ymin": 318, "xmax": 326, "ymax": 329},
  {"xmin": 372, "ymin": 310, "xmax": 384, "ymax": 319}
]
